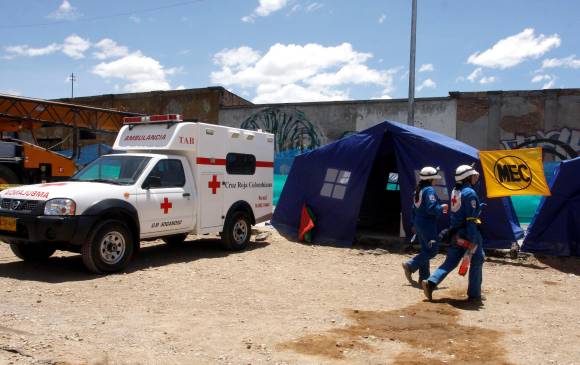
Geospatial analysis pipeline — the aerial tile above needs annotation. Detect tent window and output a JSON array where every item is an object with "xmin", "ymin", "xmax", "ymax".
[
  {"xmin": 320, "ymin": 168, "xmax": 350, "ymax": 200},
  {"xmin": 386, "ymin": 172, "xmax": 400, "ymax": 191}
]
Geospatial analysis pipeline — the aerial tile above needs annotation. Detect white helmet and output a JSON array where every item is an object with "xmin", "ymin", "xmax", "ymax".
[
  {"xmin": 455, "ymin": 164, "xmax": 479, "ymax": 182},
  {"xmin": 419, "ymin": 166, "xmax": 442, "ymax": 181}
]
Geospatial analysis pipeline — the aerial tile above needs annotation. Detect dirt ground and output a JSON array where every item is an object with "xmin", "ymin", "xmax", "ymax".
[{"xmin": 0, "ymin": 228, "xmax": 579, "ymax": 365}]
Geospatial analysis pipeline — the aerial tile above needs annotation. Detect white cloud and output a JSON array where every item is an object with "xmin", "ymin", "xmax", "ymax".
[
  {"xmin": 4, "ymin": 34, "xmax": 90, "ymax": 59},
  {"xmin": 47, "ymin": 0, "xmax": 81, "ymax": 21},
  {"xmin": 531, "ymin": 74, "xmax": 556, "ymax": 89},
  {"xmin": 378, "ymin": 14, "xmax": 386, "ymax": 24},
  {"xmin": 211, "ymin": 42, "xmax": 400, "ymax": 103},
  {"xmin": 466, "ymin": 67, "xmax": 483, "ymax": 82},
  {"xmin": 92, "ymin": 51, "xmax": 172, "ymax": 92},
  {"xmin": 531, "ymin": 74, "xmax": 551, "ymax": 83},
  {"xmin": 459, "ymin": 67, "xmax": 497, "ymax": 85},
  {"xmin": 467, "ymin": 28, "xmax": 560, "ymax": 69},
  {"xmin": 306, "ymin": 3, "xmax": 324, "ymax": 12},
  {"xmin": 4, "ymin": 43, "xmax": 60, "ymax": 57},
  {"xmin": 62, "ymin": 34, "xmax": 90, "ymax": 59},
  {"xmin": 417, "ymin": 78, "xmax": 436, "ymax": 91},
  {"xmin": 255, "ymin": 0, "xmax": 288, "ymax": 16},
  {"xmin": 129, "ymin": 15, "xmax": 141, "ymax": 23},
  {"xmin": 243, "ymin": 0, "xmax": 288, "ymax": 22},
  {"xmin": 93, "ymin": 38, "xmax": 129, "ymax": 60},
  {"xmin": 3, "ymin": 34, "xmax": 182, "ymax": 93},
  {"xmin": 542, "ymin": 79, "xmax": 556, "ymax": 89},
  {"xmin": 373, "ymin": 92, "xmax": 392, "ymax": 100},
  {"xmin": 418, "ymin": 63, "xmax": 434, "ymax": 72},
  {"xmin": 254, "ymin": 84, "xmax": 348, "ymax": 103},
  {"xmin": 479, "ymin": 76, "xmax": 497, "ymax": 84},
  {"xmin": 0, "ymin": 89, "xmax": 21, "ymax": 96},
  {"xmin": 542, "ymin": 55, "xmax": 580, "ymax": 69},
  {"xmin": 176, "ymin": 85, "xmax": 186, "ymax": 90},
  {"xmin": 213, "ymin": 47, "xmax": 261, "ymax": 70}
]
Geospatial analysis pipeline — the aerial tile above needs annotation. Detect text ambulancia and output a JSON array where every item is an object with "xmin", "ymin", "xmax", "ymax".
[{"xmin": 0, "ymin": 115, "xmax": 274, "ymax": 273}]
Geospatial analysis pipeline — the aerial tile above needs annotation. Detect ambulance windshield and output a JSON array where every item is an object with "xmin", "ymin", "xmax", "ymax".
[{"xmin": 71, "ymin": 155, "xmax": 151, "ymax": 185}]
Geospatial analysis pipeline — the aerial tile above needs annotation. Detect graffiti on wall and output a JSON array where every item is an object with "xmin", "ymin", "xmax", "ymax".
[
  {"xmin": 500, "ymin": 127, "xmax": 580, "ymax": 161},
  {"xmin": 240, "ymin": 107, "xmax": 324, "ymax": 153}
]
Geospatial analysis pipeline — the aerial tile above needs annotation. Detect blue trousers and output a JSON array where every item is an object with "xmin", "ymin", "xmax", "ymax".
[
  {"xmin": 428, "ymin": 235, "xmax": 485, "ymax": 298},
  {"xmin": 405, "ymin": 229, "xmax": 439, "ymax": 281}
]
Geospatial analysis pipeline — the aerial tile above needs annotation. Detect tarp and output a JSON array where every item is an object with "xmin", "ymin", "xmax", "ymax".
[
  {"xmin": 522, "ymin": 157, "xmax": 580, "ymax": 256},
  {"xmin": 59, "ymin": 143, "xmax": 112, "ymax": 166},
  {"xmin": 272, "ymin": 121, "xmax": 523, "ymax": 248}
]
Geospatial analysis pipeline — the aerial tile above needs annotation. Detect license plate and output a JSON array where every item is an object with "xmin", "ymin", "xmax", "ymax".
[{"xmin": 0, "ymin": 217, "xmax": 16, "ymax": 232}]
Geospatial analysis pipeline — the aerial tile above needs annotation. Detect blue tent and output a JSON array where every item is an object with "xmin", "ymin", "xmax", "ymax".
[
  {"xmin": 272, "ymin": 121, "xmax": 523, "ymax": 249},
  {"xmin": 522, "ymin": 157, "xmax": 580, "ymax": 256}
]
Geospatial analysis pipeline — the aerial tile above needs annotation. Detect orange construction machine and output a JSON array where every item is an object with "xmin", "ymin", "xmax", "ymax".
[{"xmin": 0, "ymin": 94, "xmax": 140, "ymax": 186}]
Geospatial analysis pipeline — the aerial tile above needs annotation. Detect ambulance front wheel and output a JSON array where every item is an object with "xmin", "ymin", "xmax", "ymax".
[
  {"xmin": 82, "ymin": 220, "xmax": 134, "ymax": 274},
  {"xmin": 222, "ymin": 211, "xmax": 251, "ymax": 251}
]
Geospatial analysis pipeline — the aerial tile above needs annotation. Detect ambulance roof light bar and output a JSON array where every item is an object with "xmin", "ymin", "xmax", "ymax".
[
  {"xmin": 123, "ymin": 114, "xmax": 184, "ymax": 129},
  {"xmin": 123, "ymin": 114, "xmax": 183, "ymax": 124}
]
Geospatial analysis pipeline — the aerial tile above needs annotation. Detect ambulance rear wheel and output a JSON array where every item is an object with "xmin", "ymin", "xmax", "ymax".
[
  {"xmin": 10, "ymin": 242, "xmax": 56, "ymax": 261},
  {"xmin": 222, "ymin": 211, "xmax": 251, "ymax": 251},
  {"xmin": 82, "ymin": 220, "xmax": 134, "ymax": 274}
]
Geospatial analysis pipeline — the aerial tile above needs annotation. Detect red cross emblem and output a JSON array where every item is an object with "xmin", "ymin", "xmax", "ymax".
[
  {"xmin": 208, "ymin": 175, "xmax": 221, "ymax": 194},
  {"xmin": 451, "ymin": 195, "xmax": 458, "ymax": 206},
  {"xmin": 160, "ymin": 197, "xmax": 173, "ymax": 214}
]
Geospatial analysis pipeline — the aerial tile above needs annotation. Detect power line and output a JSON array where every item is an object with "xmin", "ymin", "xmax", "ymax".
[{"xmin": 0, "ymin": 0, "xmax": 205, "ymax": 29}]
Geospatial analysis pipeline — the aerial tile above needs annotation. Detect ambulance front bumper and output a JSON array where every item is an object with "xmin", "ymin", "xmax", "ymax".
[{"xmin": 0, "ymin": 211, "xmax": 96, "ymax": 245}]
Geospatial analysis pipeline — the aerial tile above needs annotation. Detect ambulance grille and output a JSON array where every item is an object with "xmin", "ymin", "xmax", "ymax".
[{"xmin": 0, "ymin": 199, "xmax": 41, "ymax": 212}]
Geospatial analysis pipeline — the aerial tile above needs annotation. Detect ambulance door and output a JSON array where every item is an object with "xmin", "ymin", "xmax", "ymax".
[
  {"xmin": 137, "ymin": 157, "xmax": 195, "ymax": 236},
  {"xmin": 199, "ymin": 172, "xmax": 224, "ymax": 229}
]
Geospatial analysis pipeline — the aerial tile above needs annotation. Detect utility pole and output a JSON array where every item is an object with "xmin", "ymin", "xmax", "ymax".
[
  {"xmin": 68, "ymin": 72, "xmax": 79, "ymax": 159},
  {"xmin": 69, "ymin": 73, "xmax": 77, "ymax": 99},
  {"xmin": 407, "ymin": 0, "xmax": 417, "ymax": 126}
]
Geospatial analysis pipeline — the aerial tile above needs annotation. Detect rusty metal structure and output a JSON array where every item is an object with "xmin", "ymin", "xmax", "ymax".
[{"xmin": 0, "ymin": 93, "xmax": 141, "ymax": 186}]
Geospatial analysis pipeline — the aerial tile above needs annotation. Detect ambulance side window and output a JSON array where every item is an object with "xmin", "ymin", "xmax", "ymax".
[
  {"xmin": 226, "ymin": 153, "xmax": 256, "ymax": 175},
  {"xmin": 146, "ymin": 159, "xmax": 186, "ymax": 188}
]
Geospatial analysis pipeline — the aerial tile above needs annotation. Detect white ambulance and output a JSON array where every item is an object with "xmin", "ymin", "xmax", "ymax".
[{"xmin": 0, "ymin": 114, "xmax": 274, "ymax": 273}]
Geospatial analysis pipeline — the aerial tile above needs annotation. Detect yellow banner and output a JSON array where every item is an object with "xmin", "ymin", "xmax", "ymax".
[{"xmin": 479, "ymin": 147, "xmax": 551, "ymax": 198}]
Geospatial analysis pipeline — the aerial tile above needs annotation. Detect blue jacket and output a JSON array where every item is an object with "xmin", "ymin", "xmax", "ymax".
[
  {"xmin": 450, "ymin": 183, "xmax": 482, "ymax": 244},
  {"xmin": 411, "ymin": 186, "xmax": 443, "ymax": 233}
]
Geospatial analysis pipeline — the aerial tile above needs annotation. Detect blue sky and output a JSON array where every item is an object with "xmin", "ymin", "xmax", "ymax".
[{"xmin": 0, "ymin": 0, "xmax": 579, "ymax": 103}]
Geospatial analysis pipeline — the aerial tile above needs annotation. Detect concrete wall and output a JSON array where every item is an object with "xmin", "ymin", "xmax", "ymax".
[
  {"xmin": 219, "ymin": 98, "xmax": 456, "ymax": 153},
  {"xmin": 60, "ymin": 87, "xmax": 251, "ymax": 124},
  {"xmin": 455, "ymin": 89, "xmax": 580, "ymax": 161},
  {"xmin": 51, "ymin": 87, "xmax": 579, "ymax": 163}
]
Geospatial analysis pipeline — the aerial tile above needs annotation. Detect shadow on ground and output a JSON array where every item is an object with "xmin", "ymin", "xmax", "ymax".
[
  {"xmin": 534, "ymin": 255, "xmax": 580, "ymax": 275},
  {"xmin": 0, "ymin": 239, "xmax": 269, "ymax": 283}
]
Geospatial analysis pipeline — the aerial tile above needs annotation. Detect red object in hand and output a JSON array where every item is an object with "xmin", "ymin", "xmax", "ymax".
[
  {"xmin": 458, "ymin": 252, "xmax": 472, "ymax": 276},
  {"xmin": 456, "ymin": 238, "xmax": 476, "ymax": 276}
]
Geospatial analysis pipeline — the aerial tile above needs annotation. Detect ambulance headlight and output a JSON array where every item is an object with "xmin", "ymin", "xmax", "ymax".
[{"xmin": 44, "ymin": 199, "xmax": 76, "ymax": 216}]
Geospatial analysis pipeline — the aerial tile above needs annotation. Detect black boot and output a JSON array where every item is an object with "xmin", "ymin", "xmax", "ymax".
[
  {"xmin": 402, "ymin": 263, "xmax": 413, "ymax": 284},
  {"xmin": 422, "ymin": 280, "xmax": 436, "ymax": 301}
]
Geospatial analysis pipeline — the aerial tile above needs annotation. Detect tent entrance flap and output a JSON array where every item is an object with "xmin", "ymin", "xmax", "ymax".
[{"xmin": 356, "ymin": 152, "xmax": 401, "ymax": 235}]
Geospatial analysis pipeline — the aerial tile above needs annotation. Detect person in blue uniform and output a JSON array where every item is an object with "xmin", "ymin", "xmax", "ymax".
[
  {"xmin": 402, "ymin": 166, "xmax": 448, "ymax": 285},
  {"xmin": 422, "ymin": 164, "xmax": 485, "ymax": 302}
]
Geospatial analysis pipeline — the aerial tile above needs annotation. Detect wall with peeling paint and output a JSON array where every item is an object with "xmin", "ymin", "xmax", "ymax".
[
  {"xmin": 455, "ymin": 89, "xmax": 580, "ymax": 161},
  {"xmin": 219, "ymin": 97, "xmax": 457, "ymax": 152}
]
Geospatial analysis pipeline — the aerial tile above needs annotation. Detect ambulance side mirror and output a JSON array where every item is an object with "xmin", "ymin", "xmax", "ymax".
[{"xmin": 143, "ymin": 175, "xmax": 162, "ymax": 189}]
